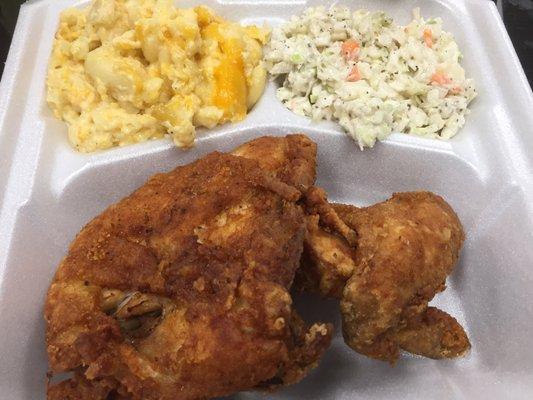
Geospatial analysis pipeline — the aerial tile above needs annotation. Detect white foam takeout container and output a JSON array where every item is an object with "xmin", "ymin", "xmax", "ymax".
[{"xmin": 1, "ymin": 0, "xmax": 533, "ymax": 398}]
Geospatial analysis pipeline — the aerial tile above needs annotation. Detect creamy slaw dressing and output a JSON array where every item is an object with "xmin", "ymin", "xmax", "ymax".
[{"xmin": 265, "ymin": 7, "xmax": 477, "ymax": 148}]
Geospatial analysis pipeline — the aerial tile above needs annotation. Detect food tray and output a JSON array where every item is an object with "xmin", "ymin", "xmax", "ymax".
[{"xmin": 1, "ymin": 0, "xmax": 533, "ymax": 398}]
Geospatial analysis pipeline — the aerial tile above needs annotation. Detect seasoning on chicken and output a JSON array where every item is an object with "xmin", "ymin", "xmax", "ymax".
[
  {"xmin": 301, "ymin": 190, "xmax": 470, "ymax": 363},
  {"xmin": 45, "ymin": 138, "xmax": 332, "ymax": 400}
]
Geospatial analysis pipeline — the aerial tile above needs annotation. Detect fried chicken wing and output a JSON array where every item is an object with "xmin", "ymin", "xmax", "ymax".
[
  {"xmin": 233, "ymin": 142, "xmax": 470, "ymax": 363},
  {"xmin": 45, "ymin": 143, "xmax": 332, "ymax": 400},
  {"xmin": 394, "ymin": 307, "xmax": 470, "ymax": 360},
  {"xmin": 301, "ymin": 190, "xmax": 470, "ymax": 363},
  {"xmin": 299, "ymin": 213, "xmax": 356, "ymax": 298}
]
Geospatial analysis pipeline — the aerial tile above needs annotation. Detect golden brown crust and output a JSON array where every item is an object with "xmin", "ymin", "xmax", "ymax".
[
  {"xmin": 305, "ymin": 187, "xmax": 357, "ymax": 246},
  {"xmin": 47, "ymin": 371, "xmax": 123, "ymax": 400},
  {"xmin": 337, "ymin": 192, "xmax": 465, "ymax": 363},
  {"xmin": 231, "ymin": 134, "xmax": 317, "ymax": 192},
  {"xmin": 45, "ymin": 146, "xmax": 332, "ymax": 399},
  {"xmin": 395, "ymin": 307, "xmax": 470, "ymax": 359},
  {"xmin": 300, "ymin": 190, "xmax": 468, "ymax": 364},
  {"xmin": 298, "ymin": 215, "xmax": 356, "ymax": 298}
]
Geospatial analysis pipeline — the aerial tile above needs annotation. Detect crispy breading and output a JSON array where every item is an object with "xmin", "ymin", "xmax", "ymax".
[
  {"xmin": 235, "ymin": 138, "xmax": 354, "ymax": 295},
  {"xmin": 45, "ymin": 146, "xmax": 332, "ymax": 400},
  {"xmin": 233, "ymin": 139, "xmax": 470, "ymax": 363},
  {"xmin": 298, "ymin": 214, "xmax": 357, "ymax": 298},
  {"xmin": 395, "ymin": 307, "xmax": 470, "ymax": 359},
  {"xmin": 231, "ymin": 134, "xmax": 317, "ymax": 191},
  {"xmin": 301, "ymin": 191, "xmax": 470, "ymax": 363},
  {"xmin": 47, "ymin": 371, "xmax": 124, "ymax": 400},
  {"xmin": 305, "ymin": 187, "xmax": 357, "ymax": 246}
]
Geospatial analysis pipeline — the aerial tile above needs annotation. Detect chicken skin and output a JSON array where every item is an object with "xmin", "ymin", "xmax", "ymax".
[
  {"xmin": 45, "ymin": 132, "xmax": 471, "ymax": 400},
  {"xmin": 232, "ymin": 137, "xmax": 470, "ymax": 363},
  {"xmin": 45, "ymin": 142, "xmax": 332, "ymax": 400},
  {"xmin": 231, "ymin": 134, "xmax": 317, "ymax": 192},
  {"xmin": 302, "ymin": 189, "xmax": 470, "ymax": 363}
]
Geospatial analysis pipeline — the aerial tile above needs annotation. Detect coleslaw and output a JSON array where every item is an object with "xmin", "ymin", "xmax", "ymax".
[{"xmin": 264, "ymin": 7, "xmax": 477, "ymax": 148}]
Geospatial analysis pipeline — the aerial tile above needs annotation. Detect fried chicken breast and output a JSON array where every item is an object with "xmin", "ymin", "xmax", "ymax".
[
  {"xmin": 301, "ymin": 190, "xmax": 470, "ymax": 363},
  {"xmin": 231, "ymin": 134, "xmax": 317, "ymax": 191},
  {"xmin": 45, "ymin": 141, "xmax": 332, "ymax": 400}
]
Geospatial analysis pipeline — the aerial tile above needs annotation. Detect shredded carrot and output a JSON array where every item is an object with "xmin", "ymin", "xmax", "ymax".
[
  {"xmin": 431, "ymin": 71, "xmax": 452, "ymax": 86},
  {"xmin": 450, "ymin": 86, "xmax": 462, "ymax": 95},
  {"xmin": 347, "ymin": 66, "xmax": 361, "ymax": 82},
  {"xmin": 423, "ymin": 28, "xmax": 433, "ymax": 48},
  {"xmin": 341, "ymin": 39, "xmax": 360, "ymax": 60}
]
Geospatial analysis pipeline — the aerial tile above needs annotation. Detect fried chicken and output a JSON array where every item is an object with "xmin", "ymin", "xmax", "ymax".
[
  {"xmin": 231, "ymin": 134, "xmax": 317, "ymax": 191},
  {"xmin": 45, "ymin": 142, "xmax": 332, "ymax": 400},
  {"xmin": 45, "ymin": 132, "xmax": 471, "ymax": 399},
  {"xmin": 231, "ymin": 137, "xmax": 470, "ymax": 362},
  {"xmin": 302, "ymin": 189, "xmax": 470, "ymax": 363}
]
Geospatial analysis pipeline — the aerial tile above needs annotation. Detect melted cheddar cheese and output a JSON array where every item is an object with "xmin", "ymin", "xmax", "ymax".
[{"xmin": 46, "ymin": 0, "xmax": 268, "ymax": 152}]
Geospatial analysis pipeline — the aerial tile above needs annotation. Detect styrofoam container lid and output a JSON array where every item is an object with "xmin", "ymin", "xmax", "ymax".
[{"xmin": 1, "ymin": 0, "xmax": 533, "ymax": 399}]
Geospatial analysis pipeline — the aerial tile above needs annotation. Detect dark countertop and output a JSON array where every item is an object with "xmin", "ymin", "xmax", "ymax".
[
  {"xmin": 502, "ymin": 0, "xmax": 533, "ymax": 88},
  {"xmin": 1, "ymin": 0, "xmax": 532, "ymax": 87}
]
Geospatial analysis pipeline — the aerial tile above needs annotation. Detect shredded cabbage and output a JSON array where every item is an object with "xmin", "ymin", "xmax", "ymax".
[{"xmin": 265, "ymin": 6, "xmax": 477, "ymax": 149}]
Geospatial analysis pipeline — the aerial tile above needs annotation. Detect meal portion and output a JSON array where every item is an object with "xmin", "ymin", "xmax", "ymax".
[
  {"xmin": 301, "ymin": 189, "xmax": 469, "ymax": 362},
  {"xmin": 265, "ymin": 7, "xmax": 477, "ymax": 148},
  {"xmin": 45, "ymin": 135, "xmax": 332, "ymax": 399},
  {"xmin": 47, "ymin": 0, "xmax": 268, "ymax": 152},
  {"xmin": 45, "ymin": 134, "xmax": 469, "ymax": 399}
]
